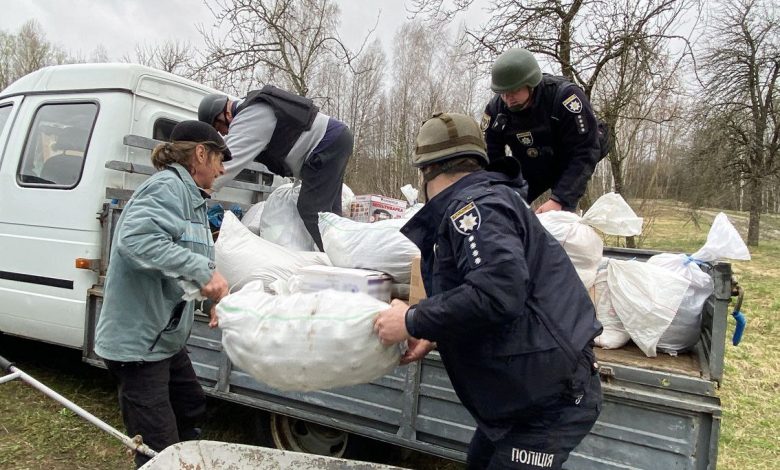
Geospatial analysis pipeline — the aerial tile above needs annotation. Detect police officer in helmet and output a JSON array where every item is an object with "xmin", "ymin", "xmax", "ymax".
[
  {"xmin": 198, "ymin": 87, "xmax": 353, "ymax": 251},
  {"xmin": 483, "ymin": 48, "xmax": 606, "ymax": 213},
  {"xmin": 374, "ymin": 112, "xmax": 602, "ymax": 469}
]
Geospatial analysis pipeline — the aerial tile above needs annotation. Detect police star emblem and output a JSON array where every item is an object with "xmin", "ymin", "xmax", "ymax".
[
  {"xmin": 516, "ymin": 131, "xmax": 533, "ymax": 146},
  {"xmin": 563, "ymin": 94, "xmax": 583, "ymax": 114},
  {"xmin": 450, "ymin": 201, "xmax": 481, "ymax": 235}
]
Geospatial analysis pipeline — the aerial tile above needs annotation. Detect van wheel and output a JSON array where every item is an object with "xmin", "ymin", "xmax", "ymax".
[{"xmin": 255, "ymin": 412, "xmax": 351, "ymax": 458}]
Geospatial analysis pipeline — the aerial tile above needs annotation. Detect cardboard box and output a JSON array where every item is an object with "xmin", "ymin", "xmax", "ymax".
[
  {"xmin": 349, "ymin": 194, "xmax": 408, "ymax": 223},
  {"xmin": 296, "ymin": 265, "xmax": 393, "ymax": 302},
  {"xmin": 408, "ymin": 256, "xmax": 427, "ymax": 305}
]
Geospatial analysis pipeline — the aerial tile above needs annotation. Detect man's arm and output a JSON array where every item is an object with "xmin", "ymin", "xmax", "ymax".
[
  {"xmin": 482, "ymin": 96, "xmax": 509, "ymax": 162},
  {"xmin": 213, "ymin": 103, "xmax": 278, "ymax": 191},
  {"xmin": 549, "ymin": 86, "xmax": 601, "ymax": 210}
]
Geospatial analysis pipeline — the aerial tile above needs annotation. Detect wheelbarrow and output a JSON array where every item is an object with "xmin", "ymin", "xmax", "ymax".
[{"xmin": 0, "ymin": 354, "xmax": 405, "ymax": 469}]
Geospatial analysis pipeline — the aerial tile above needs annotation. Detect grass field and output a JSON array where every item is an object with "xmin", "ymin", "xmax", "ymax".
[{"xmin": 0, "ymin": 200, "xmax": 778, "ymax": 469}]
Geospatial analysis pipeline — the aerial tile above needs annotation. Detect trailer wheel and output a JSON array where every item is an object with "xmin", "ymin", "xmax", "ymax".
[{"xmin": 255, "ymin": 412, "xmax": 350, "ymax": 458}]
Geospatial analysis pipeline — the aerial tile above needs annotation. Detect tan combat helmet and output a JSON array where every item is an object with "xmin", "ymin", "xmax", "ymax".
[{"xmin": 413, "ymin": 113, "xmax": 489, "ymax": 168}]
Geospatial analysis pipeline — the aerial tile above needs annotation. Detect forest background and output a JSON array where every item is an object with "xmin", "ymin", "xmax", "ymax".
[{"xmin": 2, "ymin": 0, "xmax": 779, "ymax": 247}]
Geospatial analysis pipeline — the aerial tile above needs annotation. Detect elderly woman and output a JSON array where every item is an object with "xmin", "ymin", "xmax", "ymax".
[{"xmin": 95, "ymin": 120, "xmax": 231, "ymax": 468}]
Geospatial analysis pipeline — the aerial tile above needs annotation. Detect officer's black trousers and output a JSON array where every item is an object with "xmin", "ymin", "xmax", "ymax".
[
  {"xmin": 466, "ymin": 367, "xmax": 602, "ymax": 469},
  {"xmin": 298, "ymin": 127, "xmax": 354, "ymax": 251},
  {"xmin": 104, "ymin": 348, "xmax": 206, "ymax": 468}
]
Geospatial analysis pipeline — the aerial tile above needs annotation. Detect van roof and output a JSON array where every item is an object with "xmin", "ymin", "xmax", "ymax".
[{"xmin": 0, "ymin": 63, "xmax": 223, "ymax": 99}]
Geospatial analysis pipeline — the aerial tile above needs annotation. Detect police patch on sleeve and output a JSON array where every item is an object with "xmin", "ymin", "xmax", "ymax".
[
  {"xmin": 450, "ymin": 202, "xmax": 481, "ymax": 235},
  {"xmin": 563, "ymin": 94, "xmax": 583, "ymax": 114},
  {"xmin": 480, "ymin": 113, "xmax": 491, "ymax": 132}
]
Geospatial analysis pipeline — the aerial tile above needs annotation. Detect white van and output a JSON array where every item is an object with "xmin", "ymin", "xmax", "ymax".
[{"xmin": 0, "ymin": 63, "xmax": 268, "ymax": 349}]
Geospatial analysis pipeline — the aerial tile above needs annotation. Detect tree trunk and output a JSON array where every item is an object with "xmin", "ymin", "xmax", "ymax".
[{"xmin": 747, "ymin": 177, "xmax": 762, "ymax": 246}]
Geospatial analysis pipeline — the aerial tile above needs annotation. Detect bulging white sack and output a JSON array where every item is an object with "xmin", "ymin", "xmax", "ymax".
[
  {"xmin": 216, "ymin": 212, "xmax": 330, "ymax": 291},
  {"xmin": 537, "ymin": 211, "xmax": 603, "ymax": 288},
  {"xmin": 259, "ymin": 182, "xmax": 317, "ymax": 252},
  {"xmin": 647, "ymin": 253, "xmax": 713, "ymax": 353},
  {"xmin": 241, "ymin": 201, "xmax": 265, "ymax": 235},
  {"xmin": 537, "ymin": 193, "xmax": 643, "ymax": 289},
  {"xmin": 648, "ymin": 213, "xmax": 749, "ymax": 353},
  {"xmin": 319, "ymin": 212, "xmax": 420, "ymax": 283},
  {"xmin": 217, "ymin": 280, "xmax": 401, "ymax": 391},
  {"xmin": 608, "ymin": 259, "xmax": 690, "ymax": 357},
  {"xmin": 591, "ymin": 259, "xmax": 630, "ymax": 349}
]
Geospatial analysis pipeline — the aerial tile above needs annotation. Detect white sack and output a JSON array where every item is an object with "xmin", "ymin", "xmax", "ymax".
[
  {"xmin": 608, "ymin": 260, "xmax": 690, "ymax": 357},
  {"xmin": 259, "ymin": 182, "xmax": 317, "ymax": 252},
  {"xmin": 690, "ymin": 212, "xmax": 751, "ymax": 262},
  {"xmin": 216, "ymin": 212, "xmax": 330, "ymax": 291},
  {"xmin": 647, "ymin": 253, "xmax": 713, "ymax": 353},
  {"xmin": 319, "ymin": 212, "xmax": 420, "ymax": 283},
  {"xmin": 341, "ymin": 184, "xmax": 355, "ymax": 215},
  {"xmin": 648, "ymin": 213, "xmax": 749, "ymax": 353},
  {"xmin": 537, "ymin": 211, "xmax": 603, "ymax": 288},
  {"xmin": 591, "ymin": 259, "xmax": 630, "ymax": 349},
  {"xmin": 241, "ymin": 201, "xmax": 265, "ymax": 235},
  {"xmin": 580, "ymin": 192, "xmax": 644, "ymax": 236},
  {"xmin": 537, "ymin": 193, "xmax": 643, "ymax": 289},
  {"xmin": 217, "ymin": 280, "xmax": 401, "ymax": 391}
]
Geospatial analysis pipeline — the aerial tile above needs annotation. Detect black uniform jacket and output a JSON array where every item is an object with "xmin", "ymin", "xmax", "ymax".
[
  {"xmin": 401, "ymin": 168, "xmax": 601, "ymax": 440},
  {"xmin": 483, "ymin": 75, "xmax": 601, "ymax": 210}
]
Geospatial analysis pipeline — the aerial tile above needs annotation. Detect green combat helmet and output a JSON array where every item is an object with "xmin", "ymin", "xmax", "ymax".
[
  {"xmin": 413, "ymin": 113, "xmax": 489, "ymax": 167},
  {"xmin": 490, "ymin": 48, "xmax": 542, "ymax": 93}
]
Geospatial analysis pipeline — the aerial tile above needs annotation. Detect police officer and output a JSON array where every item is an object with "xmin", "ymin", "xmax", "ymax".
[
  {"xmin": 373, "ymin": 112, "xmax": 602, "ymax": 469},
  {"xmin": 482, "ymin": 48, "xmax": 604, "ymax": 213},
  {"xmin": 198, "ymin": 86, "xmax": 353, "ymax": 250}
]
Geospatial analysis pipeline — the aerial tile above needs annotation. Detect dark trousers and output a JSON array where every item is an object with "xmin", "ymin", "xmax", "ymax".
[
  {"xmin": 466, "ymin": 367, "xmax": 602, "ymax": 469},
  {"xmin": 104, "ymin": 348, "xmax": 206, "ymax": 468},
  {"xmin": 298, "ymin": 127, "xmax": 354, "ymax": 251}
]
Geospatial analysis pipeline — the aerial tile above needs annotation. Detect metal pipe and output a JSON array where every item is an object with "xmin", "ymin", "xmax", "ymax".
[{"xmin": 1, "ymin": 364, "xmax": 158, "ymax": 458}]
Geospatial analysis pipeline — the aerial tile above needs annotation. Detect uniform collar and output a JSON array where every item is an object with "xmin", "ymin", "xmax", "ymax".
[{"xmin": 401, "ymin": 169, "xmax": 527, "ymax": 252}]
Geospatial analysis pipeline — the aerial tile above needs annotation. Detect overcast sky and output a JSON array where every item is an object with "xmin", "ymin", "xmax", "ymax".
[{"xmin": 1, "ymin": 0, "xmax": 484, "ymax": 61}]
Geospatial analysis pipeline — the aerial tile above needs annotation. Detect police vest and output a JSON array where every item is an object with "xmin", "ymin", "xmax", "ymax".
[{"xmin": 235, "ymin": 85, "xmax": 319, "ymax": 177}]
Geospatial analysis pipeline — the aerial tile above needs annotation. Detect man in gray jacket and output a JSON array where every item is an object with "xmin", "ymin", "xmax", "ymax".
[
  {"xmin": 95, "ymin": 121, "xmax": 230, "ymax": 467},
  {"xmin": 199, "ymin": 86, "xmax": 353, "ymax": 250}
]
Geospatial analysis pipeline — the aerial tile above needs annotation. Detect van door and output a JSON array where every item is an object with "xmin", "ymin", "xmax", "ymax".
[{"xmin": 0, "ymin": 95, "xmax": 102, "ymax": 348}]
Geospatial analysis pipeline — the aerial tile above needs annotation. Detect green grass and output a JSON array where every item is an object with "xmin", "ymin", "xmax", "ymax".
[{"xmin": 1, "ymin": 199, "xmax": 777, "ymax": 469}]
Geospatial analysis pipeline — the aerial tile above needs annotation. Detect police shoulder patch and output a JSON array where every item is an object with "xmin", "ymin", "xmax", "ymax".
[
  {"xmin": 450, "ymin": 201, "xmax": 481, "ymax": 235},
  {"xmin": 563, "ymin": 93, "xmax": 583, "ymax": 114},
  {"xmin": 480, "ymin": 113, "xmax": 491, "ymax": 132}
]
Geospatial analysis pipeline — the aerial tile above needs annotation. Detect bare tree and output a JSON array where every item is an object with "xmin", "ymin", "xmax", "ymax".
[
  {"xmin": 699, "ymin": 0, "xmax": 780, "ymax": 245},
  {"xmin": 0, "ymin": 20, "xmax": 68, "ymax": 90},
  {"xmin": 412, "ymin": 0, "xmax": 699, "ymax": 200},
  {"xmin": 197, "ymin": 0, "xmax": 359, "ymax": 96},
  {"xmin": 123, "ymin": 41, "xmax": 195, "ymax": 76}
]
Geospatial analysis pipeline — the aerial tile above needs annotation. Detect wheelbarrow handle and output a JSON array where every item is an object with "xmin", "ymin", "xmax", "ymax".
[{"xmin": 0, "ymin": 354, "xmax": 13, "ymax": 373}]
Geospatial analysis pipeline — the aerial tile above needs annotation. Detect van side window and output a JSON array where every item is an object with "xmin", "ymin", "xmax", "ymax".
[
  {"xmin": 17, "ymin": 102, "xmax": 98, "ymax": 188},
  {"xmin": 0, "ymin": 105, "xmax": 12, "ymax": 134},
  {"xmin": 153, "ymin": 118, "xmax": 177, "ymax": 141}
]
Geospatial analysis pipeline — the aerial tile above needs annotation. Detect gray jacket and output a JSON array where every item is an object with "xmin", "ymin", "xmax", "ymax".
[{"xmin": 95, "ymin": 163, "xmax": 214, "ymax": 362}]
